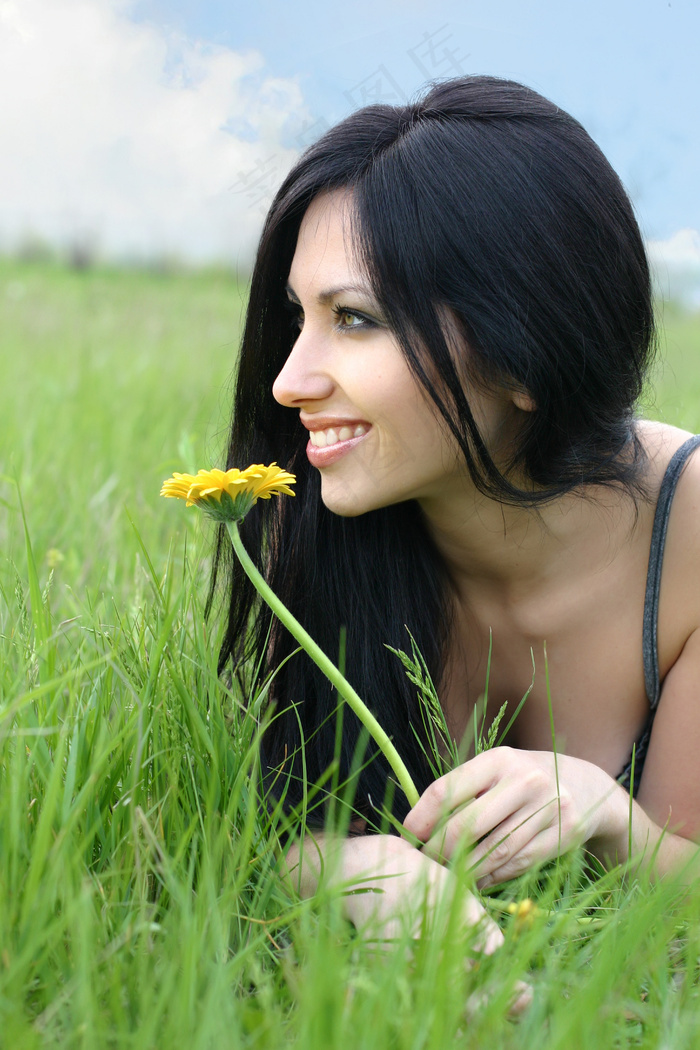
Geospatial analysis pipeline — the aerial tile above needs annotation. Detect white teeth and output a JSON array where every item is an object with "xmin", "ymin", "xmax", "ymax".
[{"xmin": 309, "ymin": 424, "xmax": 368, "ymax": 448}]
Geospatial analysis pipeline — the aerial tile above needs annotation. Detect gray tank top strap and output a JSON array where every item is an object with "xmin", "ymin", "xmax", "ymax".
[
  {"xmin": 619, "ymin": 433, "xmax": 700, "ymax": 794},
  {"xmin": 642, "ymin": 434, "xmax": 700, "ymax": 707}
]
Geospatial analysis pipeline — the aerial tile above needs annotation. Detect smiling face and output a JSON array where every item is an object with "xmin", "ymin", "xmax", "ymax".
[{"xmin": 272, "ymin": 191, "xmax": 522, "ymax": 519}]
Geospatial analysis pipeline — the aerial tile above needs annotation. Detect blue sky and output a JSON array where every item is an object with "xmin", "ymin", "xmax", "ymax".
[
  {"xmin": 133, "ymin": 0, "xmax": 700, "ymax": 240},
  {"xmin": 1, "ymin": 0, "xmax": 698, "ymax": 287}
]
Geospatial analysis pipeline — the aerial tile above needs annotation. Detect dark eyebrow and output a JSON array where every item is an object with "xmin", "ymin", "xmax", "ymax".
[{"xmin": 285, "ymin": 281, "xmax": 378, "ymax": 306}]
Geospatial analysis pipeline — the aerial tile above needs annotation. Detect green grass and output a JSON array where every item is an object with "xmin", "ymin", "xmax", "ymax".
[
  {"xmin": 2, "ymin": 256, "xmax": 700, "ymax": 1048},
  {"xmin": 650, "ymin": 299, "xmax": 700, "ymax": 432}
]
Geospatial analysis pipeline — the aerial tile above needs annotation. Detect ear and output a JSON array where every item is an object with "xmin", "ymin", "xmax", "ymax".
[{"xmin": 510, "ymin": 387, "xmax": 537, "ymax": 413}]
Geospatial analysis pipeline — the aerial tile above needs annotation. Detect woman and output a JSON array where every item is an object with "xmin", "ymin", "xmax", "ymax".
[{"xmin": 213, "ymin": 76, "xmax": 700, "ymax": 949}]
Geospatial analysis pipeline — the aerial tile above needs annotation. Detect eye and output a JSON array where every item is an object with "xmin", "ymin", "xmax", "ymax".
[{"xmin": 332, "ymin": 305, "xmax": 377, "ymax": 332}]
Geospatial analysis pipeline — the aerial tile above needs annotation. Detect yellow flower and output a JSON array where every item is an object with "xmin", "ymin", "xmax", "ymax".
[
  {"xmin": 46, "ymin": 548, "xmax": 65, "ymax": 569},
  {"xmin": 160, "ymin": 463, "xmax": 296, "ymax": 521},
  {"xmin": 506, "ymin": 898, "xmax": 540, "ymax": 933},
  {"xmin": 161, "ymin": 458, "xmax": 421, "ymax": 808}
]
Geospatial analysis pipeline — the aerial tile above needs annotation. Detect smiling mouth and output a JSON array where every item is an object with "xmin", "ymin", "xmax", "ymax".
[{"xmin": 308, "ymin": 424, "xmax": 369, "ymax": 448}]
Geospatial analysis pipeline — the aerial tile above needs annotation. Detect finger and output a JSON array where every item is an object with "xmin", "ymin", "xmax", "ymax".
[
  {"xmin": 404, "ymin": 749, "xmax": 513, "ymax": 840},
  {"xmin": 465, "ymin": 980, "xmax": 533, "ymax": 1019},
  {"xmin": 463, "ymin": 900, "xmax": 504, "ymax": 956},
  {"xmin": 463, "ymin": 978, "xmax": 533, "ymax": 1023},
  {"xmin": 476, "ymin": 825, "xmax": 566, "ymax": 887},
  {"xmin": 421, "ymin": 776, "xmax": 541, "ymax": 862},
  {"xmin": 509, "ymin": 981, "xmax": 534, "ymax": 1017},
  {"xmin": 458, "ymin": 889, "xmax": 533, "ymax": 1020},
  {"xmin": 465, "ymin": 799, "xmax": 559, "ymax": 878}
]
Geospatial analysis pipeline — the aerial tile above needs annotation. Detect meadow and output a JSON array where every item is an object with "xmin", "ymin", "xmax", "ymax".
[{"xmin": 2, "ymin": 255, "xmax": 700, "ymax": 1048}]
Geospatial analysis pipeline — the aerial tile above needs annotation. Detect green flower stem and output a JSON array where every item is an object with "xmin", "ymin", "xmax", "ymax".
[{"xmin": 226, "ymin": 519, "xmax": 420, "ymax": 808}]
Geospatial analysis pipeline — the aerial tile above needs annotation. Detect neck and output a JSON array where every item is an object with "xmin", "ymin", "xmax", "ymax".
[{"xmin": 418, "ymin": 481, "xmax": 637, "ymax": 601}]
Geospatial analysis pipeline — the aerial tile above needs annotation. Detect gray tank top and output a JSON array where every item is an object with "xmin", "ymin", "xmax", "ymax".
[{"xmin": 617, "ymin": 434, "xmax": 700, "ymax": 794}]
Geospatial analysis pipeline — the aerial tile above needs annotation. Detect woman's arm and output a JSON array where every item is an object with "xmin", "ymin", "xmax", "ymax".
[
  {"xmin": 590, "ymin": 627, "xmax": 700, "ymax": 879},
  {"xmin": 598, "ymin": 626, "xmax": 700, "ymax": 879},
  {"xmin": 588, "ymin": 793, "xmax": 700, "ymax": 882}
]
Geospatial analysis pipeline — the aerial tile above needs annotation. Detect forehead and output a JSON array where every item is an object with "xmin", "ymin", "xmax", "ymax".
[{"xmin": 289, "ymin": 191, "xmax": 363, "ymax": 287}]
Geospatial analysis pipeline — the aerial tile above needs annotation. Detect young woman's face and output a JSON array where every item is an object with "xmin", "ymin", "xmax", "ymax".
[{"xmin": 272, "ymin": 191, "xmax": 520, "ymax": 518}]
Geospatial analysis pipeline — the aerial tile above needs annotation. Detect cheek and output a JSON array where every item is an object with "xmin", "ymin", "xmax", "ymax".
[{"xmin": 389, "ymin": 386, "xmax": 451, "ymax": 451}]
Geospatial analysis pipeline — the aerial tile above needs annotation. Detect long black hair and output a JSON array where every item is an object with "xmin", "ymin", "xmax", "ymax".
[{"xmin": 211, "ymin": 75, "xmax": 656, "ymax": 824}]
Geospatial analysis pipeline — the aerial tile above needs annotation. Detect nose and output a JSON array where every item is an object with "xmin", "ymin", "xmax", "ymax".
[{"xmin": 272, "ymin": 329, "xmax": 334, "ymax": 408}]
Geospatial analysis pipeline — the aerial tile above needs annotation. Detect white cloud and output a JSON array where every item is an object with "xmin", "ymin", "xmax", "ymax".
[
  {"xmin": 0, "ymin": 0, "xmax": 309, "ymax": 262},
  {"xmin": 647, "ymin": 229, "xmax": 700, "ymax": 271},
  {"xmin": 647, "ymin": 229, "xmax": 700, "ymax": 308}
]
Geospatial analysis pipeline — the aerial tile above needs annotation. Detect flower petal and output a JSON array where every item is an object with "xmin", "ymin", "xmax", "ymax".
[{"xmin": 161, "ymin": 462, "xmax": 296, "ymax": 520}]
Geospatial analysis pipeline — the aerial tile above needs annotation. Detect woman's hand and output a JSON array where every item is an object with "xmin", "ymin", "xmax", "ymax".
[
  {"xmin": 336, "ymin": 833, "xmax": 503, "ymax": 951},
  {"xmin": 335, "ymin": 834, "xmax": 532, "ymax": 1013},
  {"xmin": 403, "ymin": 746, "xmax": 623, "ymax": 887},
  {"xmin": 286, "ymin": 831, "xmax": 532, "ymax": 1014}
]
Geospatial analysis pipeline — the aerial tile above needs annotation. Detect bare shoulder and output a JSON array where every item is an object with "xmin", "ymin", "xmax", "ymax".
[
  {"xmin": 636, "ymin": 419, "xmax": 700, "ymax": 512},
  {"xmin": 635, "ymin": 418, "xmax": 698, "ymax": 468}
]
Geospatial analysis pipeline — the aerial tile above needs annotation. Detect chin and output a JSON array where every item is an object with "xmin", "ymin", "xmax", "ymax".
[
  {"xmin": 319, "ymin": 480, "xmax": 382, "ymax": 519},
  {"xmin": 320, "ymin": 495, "xmax": 370, "ymax": 518}
]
